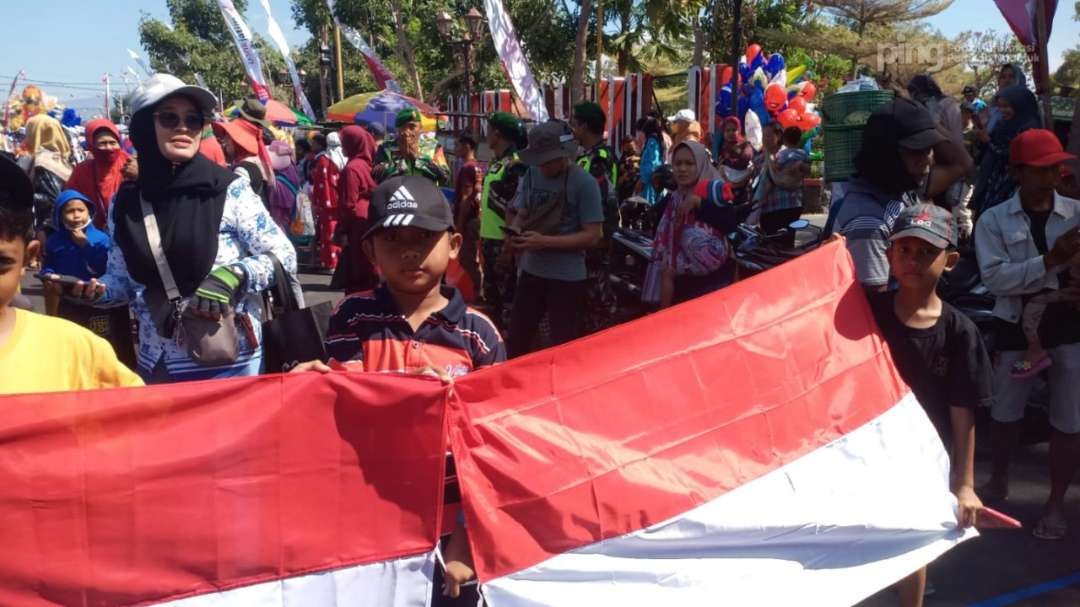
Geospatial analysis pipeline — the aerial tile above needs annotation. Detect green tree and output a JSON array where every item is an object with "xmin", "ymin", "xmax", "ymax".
[
  {"xmin": 814, "ymin": 0, "xmax": 953, "ymax": 77},
  {"xmin": 139, "ymin": 0, "xmax": 292, "ymax": 108},
  {"xmin": 1054, "ymin": 48, "xmax": 1080, "ymax": 94},
  {"xmin": 958, "ymin": 30, "xmax": 1030, "ymax": 97}
]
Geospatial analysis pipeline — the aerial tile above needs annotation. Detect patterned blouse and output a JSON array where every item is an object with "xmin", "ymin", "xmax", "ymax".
[{"xmin": 100, "ymin": 176, "xmax": 297, "ymax": 381}]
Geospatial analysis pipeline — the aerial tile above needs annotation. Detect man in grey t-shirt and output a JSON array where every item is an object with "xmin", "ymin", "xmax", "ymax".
[{"xmin": 506, "ymin": 121, "xmax": 603, "ymax": 357}]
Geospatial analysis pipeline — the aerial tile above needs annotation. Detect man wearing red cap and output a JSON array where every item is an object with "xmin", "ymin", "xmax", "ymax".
[{"xmin": 975, "ymin": 129, "xmax": 1080, "ymax": 541}]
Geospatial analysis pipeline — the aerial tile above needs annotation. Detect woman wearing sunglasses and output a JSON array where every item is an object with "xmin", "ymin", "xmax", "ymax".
[{"xmin": 70, "ymin": 74, "xmax": 298, "ymax": 383}]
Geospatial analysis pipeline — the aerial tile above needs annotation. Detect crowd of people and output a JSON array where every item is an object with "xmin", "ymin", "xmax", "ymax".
[{"xmin": 0, "ymin": 62, "xmax": 1079, "ymax": 606}]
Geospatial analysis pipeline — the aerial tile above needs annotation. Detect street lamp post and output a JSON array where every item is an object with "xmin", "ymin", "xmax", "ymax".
[{"xmin": 436, "ymin": 7, "xmax": 485, "ymax": 132}]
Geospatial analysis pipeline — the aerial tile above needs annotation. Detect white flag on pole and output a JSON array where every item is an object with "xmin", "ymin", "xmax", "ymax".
[
  {"xmin": 216, "ymin": 0, "xmax": 272, "ymax": 102},
  {"xmin": 325, "ymin": 0, "xmax": 401, "ymax": 92},
  {"xmin": 127, "ymin": 49, "xmax": 155, "ymax": 78},
  {"xmin": 257, "ymin": 0, "xmax": 316, "ymax": 118},
  {"xmin": 482, "ymin": 0, "xmax": 548, "ymax": 121}
]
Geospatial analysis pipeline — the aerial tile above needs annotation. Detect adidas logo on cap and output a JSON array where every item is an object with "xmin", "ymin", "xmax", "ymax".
[{"xmin": 386, "ymin": 185, "xmax": 419, "ymax": 211}]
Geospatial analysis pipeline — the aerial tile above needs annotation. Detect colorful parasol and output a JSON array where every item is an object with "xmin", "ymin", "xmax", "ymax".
[
  {"xmin": 326, "ymin": 90, "xmax": 440, "ymax": 132},
  {"xmin": 224, "ymin": 99, "xmax": 314, "ymax": 126}
]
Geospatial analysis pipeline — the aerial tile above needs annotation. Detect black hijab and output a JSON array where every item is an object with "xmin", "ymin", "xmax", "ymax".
[{"xmin": 112, "ymin": 96, "xmax": 235, "ymax": 332}]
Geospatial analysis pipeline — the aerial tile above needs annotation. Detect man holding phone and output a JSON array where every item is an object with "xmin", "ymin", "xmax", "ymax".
[{"xmin": 505, "ymin": 121, "xmax": 603, "ymax": 357}]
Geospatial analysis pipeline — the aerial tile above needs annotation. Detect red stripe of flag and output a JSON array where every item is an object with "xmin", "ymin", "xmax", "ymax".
[
  {"xmin": 451, "ymin": 241, "xmax": 908, "ymax": 582},
  {"xmin": 0, "ymin": 373, "xmax": 447, "ymax": 606}
]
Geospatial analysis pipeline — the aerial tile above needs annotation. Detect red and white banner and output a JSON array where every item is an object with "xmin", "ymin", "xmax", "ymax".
[
  {"xmin": 482, "ymin": 0, "xmax": 548, "ymax": 122},
  {"xmin": 258, "ymin": 0, "xmax": 316, "ymax": 118},
  {"xmin": 217, "ymin": 0, "xmax": 271, "ymax": 103},
  {"xmin": 326, "ymin": 0, "xmax": 400, "ymax": 92},
  {"xmin": 451, "ymin": 240, "xmax": 974, "ymax": 605},
  {"xmin": 0, "ymin": 373, "xmax": 445, "ymax": 606},
  {"xmin": 0, "ymin": 241, "xmax": 972, "ymax": 606}
]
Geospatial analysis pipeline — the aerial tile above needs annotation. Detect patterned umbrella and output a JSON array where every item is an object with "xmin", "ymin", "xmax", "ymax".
[
  {"xmin": 326, "ymin": 90, "xmax": 440, "ymax": 132},
  {"xmin": 223, "ymin": 99, "xmax": 314, "ymax": 126}
]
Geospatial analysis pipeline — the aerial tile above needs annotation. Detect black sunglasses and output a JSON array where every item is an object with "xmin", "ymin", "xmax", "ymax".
[{"xmin": 154, "ymin": 111, "xmax": 205, "ymax": 132}]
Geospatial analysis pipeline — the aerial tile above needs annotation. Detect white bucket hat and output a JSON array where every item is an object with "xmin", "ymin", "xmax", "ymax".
[
  {"xmin": 667, "ymin": 108, "xmax": 696, "ymax": 123},
  {"xmin": 129, "ymin": 73, "xmax": 218, "ymax": 117}
]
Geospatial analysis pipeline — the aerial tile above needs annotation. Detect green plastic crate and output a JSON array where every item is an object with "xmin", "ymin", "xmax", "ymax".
[
  {"xmin": 822, "ymin": 90, "xmax": 895, "ymax": 126},
  {"xmin": 823, "ymin": 124, "xmax": 864, "ymax": 183}
]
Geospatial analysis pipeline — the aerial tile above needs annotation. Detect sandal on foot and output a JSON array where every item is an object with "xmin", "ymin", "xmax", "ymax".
[
  {"xmin": 1010, "ymin": 354, "xmax": 1052, "ymax": 379},
  {"xmin": 1032, "ymin": 512, "xmax": 1067, "ymax": 540}
]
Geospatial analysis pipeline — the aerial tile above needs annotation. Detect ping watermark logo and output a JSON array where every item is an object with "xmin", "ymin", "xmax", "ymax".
[{"xmin": 876, "ymin": 33, "xmax": 947, "ymax": 72}]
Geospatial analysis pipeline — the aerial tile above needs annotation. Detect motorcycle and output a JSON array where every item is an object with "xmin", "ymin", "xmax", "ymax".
[{"xmin": 731, "ymin": 219, "xmax": 822, "ymax": 280}]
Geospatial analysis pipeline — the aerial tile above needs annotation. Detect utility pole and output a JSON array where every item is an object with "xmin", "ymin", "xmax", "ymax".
[
  {"xmin": 103, "ymin": 73, "xmax": 111, "ymax": 119},
  {"xmin": 334, "ymin": 23, "xmax": 346, "ymax": 103},
  {"xmin": 318, "ymin": 25, "xmax": 331, "ymax": 117},
  {"xmin": 595, "ymin": 0, "xmax": 603, "ymax": 82},
  {"xmin": 1034, "ymin": 0, "xmax": 1053, "ymax": 129}
]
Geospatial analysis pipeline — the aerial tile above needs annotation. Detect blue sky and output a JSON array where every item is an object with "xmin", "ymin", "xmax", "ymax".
[{"xmin": 1, "ymin": 0, "xmax": 1077, "ymax": 116}]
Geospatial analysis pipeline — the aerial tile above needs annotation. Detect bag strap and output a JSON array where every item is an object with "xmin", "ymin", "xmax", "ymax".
[
  {"xmin": 265, "ymin": 252, "xmax": 301, "ymax": 312},
  {"xmin": 276, "ymin": 173, "xmax": 299, "ymax": 196},
  {"xmin": 140, "ymin": 196, "xmax": 181, "ymax": 302}
]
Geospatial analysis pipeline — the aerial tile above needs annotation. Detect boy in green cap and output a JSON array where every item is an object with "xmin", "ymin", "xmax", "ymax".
[{"xmin": 372, "ymin": 108, "xmax": 450, "ymax": 185}]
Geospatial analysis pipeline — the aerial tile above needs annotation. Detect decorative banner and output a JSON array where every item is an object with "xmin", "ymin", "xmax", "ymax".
[
  {"xmin": 993, "ymin": 0, "xmax": 1058, "ymax": 91},
  {"xmin": 257, "ymin": 0, "xmax": 316, "ymax": 118},
  {"xmin": 326, "ymin": 0, "xmax": 401, "ymax": 92},
  {"xmin": 127, "ymin": 48, "xmax": 154, "ymax": 77},
  {"xmin": 216, "ymin": 0, "xmax": 271, "ymax": 103},
  {"xmin": 483, "ymin": 0, "xmax": 549, "ymax": 121}
]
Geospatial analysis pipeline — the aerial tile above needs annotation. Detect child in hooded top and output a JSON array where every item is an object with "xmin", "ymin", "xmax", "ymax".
[{"xmin": 41, "ymin": 189, "xmax": 111, "ymax": 283}]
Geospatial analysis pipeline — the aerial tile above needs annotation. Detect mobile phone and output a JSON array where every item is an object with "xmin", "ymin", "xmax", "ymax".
[
  {"xmin": 35, "ymin": 272, "xmax": 84, "ymax": 289},
  {"xmin": 501, "ymin": 225, "xmax": 522, "ymax": 237},
  {"xmin": 976, "ymin": 506, "xmax": 1022, "ymax": 529}
]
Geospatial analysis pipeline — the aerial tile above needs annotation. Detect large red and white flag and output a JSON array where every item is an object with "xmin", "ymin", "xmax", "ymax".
[
  {"xmin": 0, "ymin": 241, "xmax": 972, "ymax": 606},
  {"xmin": 0, "ymin": 373, "xmax": 446, "ymax": 606},
  {"xmin": 217, "ymin": 0, "xmax": 272, "ymax": 103},
  {"xmin": 451, "ymin": 240, "xmax": 975, "ymax": 606}
]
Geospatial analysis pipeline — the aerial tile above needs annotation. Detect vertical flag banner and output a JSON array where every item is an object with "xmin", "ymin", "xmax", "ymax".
[
  {"xmin": 325, "ymin": 0, "xmax": 401, "ymax": 92},
  {"xmin": 127, "ymin": 48, "xmax": 155, "ymax": 77},
  {"xmin": 451, "ymin": 240, "xmax": 975, "ymax": 606},
  {"xmin": 217, "ymin": 0, "xmax": 272, "ymax": 102},
  {"xmin": 257, "ymin": 0, "xmax": 316, "ymax": 118},
  {"xmin": 482, "ymin": 0, "xmax": 549, "ymax": 121}
]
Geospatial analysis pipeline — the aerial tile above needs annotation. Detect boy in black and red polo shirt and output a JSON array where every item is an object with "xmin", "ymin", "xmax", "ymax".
[{"xmin": 294, "ymin": 175, "xmax": 504, "ymax": 602}]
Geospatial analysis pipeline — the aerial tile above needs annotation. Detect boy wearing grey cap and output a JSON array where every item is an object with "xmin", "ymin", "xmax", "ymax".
[{"xmin": 868, "ymin": 203, "xmax": 990, "ymax": 605}]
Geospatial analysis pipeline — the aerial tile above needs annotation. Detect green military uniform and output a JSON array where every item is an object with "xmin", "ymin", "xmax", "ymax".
[
  {"xmin": 371, "ymin": 108, "xmax": 450, "ymax": 186},
  {"xmin": 478, "ymin": 147, "xmax": 524, "ymax": 240},
  {"xmin": 577, "ymin": 143, "xmax": 620, "ymax": 237}
]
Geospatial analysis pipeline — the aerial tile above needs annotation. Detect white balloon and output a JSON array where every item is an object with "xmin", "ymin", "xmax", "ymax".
[
  {"xmin": 769, "ymin": 69, "xmax": 787, "ymax": 86},
  {"xmin": 744, "ymin": 109, "xmax": 763, "ymax": 152}
]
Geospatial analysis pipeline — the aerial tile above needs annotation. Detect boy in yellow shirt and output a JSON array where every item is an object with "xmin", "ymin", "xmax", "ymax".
[{"xmin": 0, "ymin": 156, "xmax": 142, "ymax": 394}]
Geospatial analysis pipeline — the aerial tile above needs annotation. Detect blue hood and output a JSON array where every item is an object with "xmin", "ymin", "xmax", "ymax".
[{"xmin": 52, "ymin": 189, "xmax": 97, "ymax": 231}]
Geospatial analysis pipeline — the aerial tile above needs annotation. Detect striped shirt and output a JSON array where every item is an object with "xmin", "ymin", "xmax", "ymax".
[
  {"xmin": 325, "ymin": 284, "xmax": 505, "ymax": 376},
  {"xmin": 833, "ymin": 179, "xmax": 914, "ymax": 288}
]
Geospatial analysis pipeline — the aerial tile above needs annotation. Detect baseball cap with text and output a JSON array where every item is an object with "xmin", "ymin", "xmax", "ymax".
[
  {"xmin": 362, "ymin": 176, "xmax": 454, "ymax": 240},
  {"xmin": 889, "ymin": 203, "xmax": 957, "ymax": 250}
]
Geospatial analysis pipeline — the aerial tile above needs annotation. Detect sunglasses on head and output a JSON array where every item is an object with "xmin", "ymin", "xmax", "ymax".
[{"xmin": 154, "ymin": 111, "xmax": 205, "ymax": 132}]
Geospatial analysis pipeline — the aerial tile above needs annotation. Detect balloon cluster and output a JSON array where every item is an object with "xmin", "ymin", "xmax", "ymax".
[{"xmin": 716, "ymin": 43, "xmax": 820, "ymax": 143}]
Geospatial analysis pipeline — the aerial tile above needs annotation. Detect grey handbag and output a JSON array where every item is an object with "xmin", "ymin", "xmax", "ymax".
[{"xmin": 141, "ymin": 196, "xmax": 240, "ymax": 367}]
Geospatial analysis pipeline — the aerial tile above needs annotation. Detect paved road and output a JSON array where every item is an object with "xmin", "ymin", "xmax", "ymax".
[{"xmin": 17, "ymin": 230, "xmax": 1080, "ymax": 605}]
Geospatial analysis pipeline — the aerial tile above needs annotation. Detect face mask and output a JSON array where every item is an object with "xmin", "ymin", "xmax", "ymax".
[{"xmin": 95, "ymin": 148, "xmax": 119, "ymax": 163}]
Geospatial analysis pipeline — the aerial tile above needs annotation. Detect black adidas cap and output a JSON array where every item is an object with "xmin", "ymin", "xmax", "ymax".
[{"xmin": 363, "ymin": 175, "xmax": 455, "ymax": 240}]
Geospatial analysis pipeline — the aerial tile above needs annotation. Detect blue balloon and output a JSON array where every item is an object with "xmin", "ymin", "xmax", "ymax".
[
  {"xmin": 748, "ymin": 88, "xmax": 769, "ymax": 126},
  {"xmin": 749, "ymin": 53, "xmax": 765, "ymax": 74},
  {"xmin": 716, "ymin": 85, "xmax": 734, "ymax": 118},
  {"xmin": 738, "ymin": 58, "xmax": 752, "ymax": 82},
  {"xmin": 766, "ymin": 53, "xmax": 786, "ymax": 78}
]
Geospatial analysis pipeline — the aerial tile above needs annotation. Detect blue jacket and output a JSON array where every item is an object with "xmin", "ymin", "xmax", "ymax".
[{"xmin": 42, "ymin": 190, "xmax": 112, "ymax": 280}]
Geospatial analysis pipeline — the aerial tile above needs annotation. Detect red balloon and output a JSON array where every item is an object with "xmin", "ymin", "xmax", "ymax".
[
  {"xmin": 800, "ymin": 81, "xmax": 817, "ymax": 100},
  {"xmin": 720, "ymin": 65, "xmax": 734, "ymax": 85},
  {"xmin": 787, "ymin": 96, "xmax": 807, "ymax": 115},
  {"xmin": 746, "ymin": 43, "xmax": 762, "ymax": 64},
  {"xmin": 776, "ymin": 108, "xmax": 801, "ymax": 129},
  {"xmin": 764, "ymin": 83, "xmax": 787, "ymax": 113},
  {"xmin": 800, "ymin": 112, "xmax": 821, "ymax": 130}
]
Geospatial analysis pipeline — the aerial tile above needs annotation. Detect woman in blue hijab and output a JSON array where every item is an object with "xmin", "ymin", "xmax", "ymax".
[{"xmin": 970, "ymin": 83, "xmax": 1041, "ymax": 216}]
